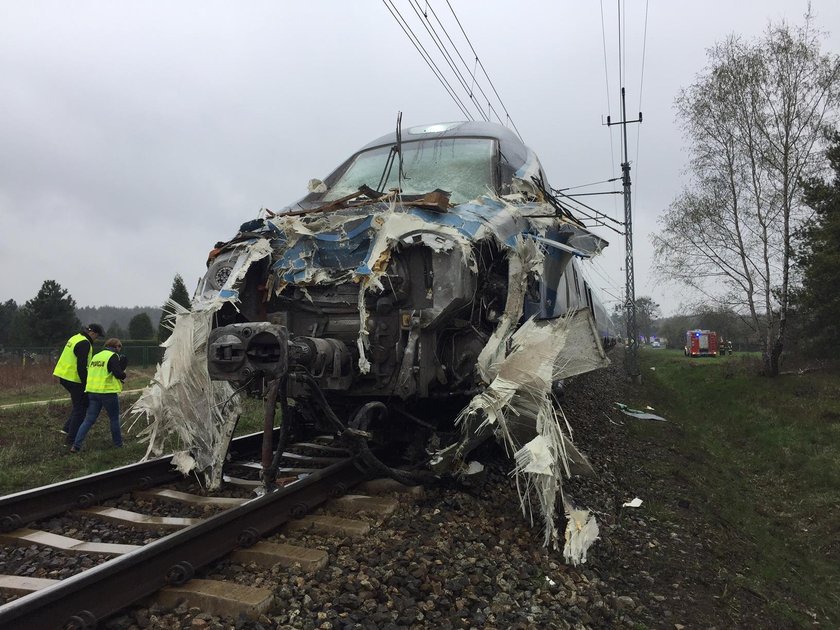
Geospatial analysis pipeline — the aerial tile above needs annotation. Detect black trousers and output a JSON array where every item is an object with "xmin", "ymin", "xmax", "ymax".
[{"xmin": 59, "ymin": 378, "xmax": 89, "ymax": 442}]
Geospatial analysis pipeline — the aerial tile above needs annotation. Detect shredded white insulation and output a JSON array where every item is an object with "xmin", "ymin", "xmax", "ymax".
[
  {"xmin": 127, "ymin": 239, "xmax": 272, "ymax": 489},
  {"xmin": 459, "ymin": 309, "xmax": 608, "ymax": 562}
]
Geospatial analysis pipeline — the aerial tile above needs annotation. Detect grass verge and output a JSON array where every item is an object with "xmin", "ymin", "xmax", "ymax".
[
  {"xmin": 628, "ymin": 348, "xmax": 840, "ymax": 626},
  {"xmin": 0, "ymin": 380, "xmax": 265, "ymax": 495},
  {"xmin": 0, "ymin": 365, "xmax": 158, "ymax": 406}
]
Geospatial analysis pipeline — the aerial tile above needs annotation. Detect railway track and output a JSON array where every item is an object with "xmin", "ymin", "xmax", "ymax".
[{"xmin": 0, "ymin": 432, "xmax": 412, "ymax": 629}]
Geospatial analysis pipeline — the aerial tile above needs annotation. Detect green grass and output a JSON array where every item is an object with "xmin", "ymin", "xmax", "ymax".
[
  {"xmin": 0, "ymin": 362, "xmax": 267, "ymax": 494},
  {"xmin": 0, "ymin": 365, "xmax": 158, "ymax": 406},
  {"xmin": 5, "ymin": 348, "xmax": 837, "ymax": 624},
  {"xmin": 0, "ymin": 396, "xmax": 150, "ymax": 494},
  {"xmin": 630, "ymin": 348, "xmax": 840, "ymax": 625}
]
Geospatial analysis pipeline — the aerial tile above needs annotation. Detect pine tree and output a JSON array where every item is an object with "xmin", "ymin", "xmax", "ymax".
[
  {"xmin": 158, "ymin": 274, "xmax": 192, "ymax": 342},
  {"xmin": 0, "ymin": 300, "xmax": 20, "ymax": 347},
  {"xmin": 128, "ymin": 312, "xmax": 155, "ymax": 340},
  {"xmin": 20, "ymin": 281, "xmax": 81, "ymax": 347},
  {"xmin": 795, "ymin": 132, "xmax": 840, "ymax": 357}
]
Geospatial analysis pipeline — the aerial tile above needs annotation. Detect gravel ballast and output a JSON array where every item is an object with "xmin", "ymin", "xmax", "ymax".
[{"xmin": 3, "ymin": 356, "xmax": 778, "ymax": 628}]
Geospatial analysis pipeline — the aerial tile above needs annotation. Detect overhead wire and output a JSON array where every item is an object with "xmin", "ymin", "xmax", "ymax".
[
  {"xmin": 384, "ymin": 0, "xmax": 521, "ymax": 139},
  {"xmin": 406, "ymin": 0, "xmax": 488, "ymax": 121},
  {"xmin": 581, "ymin": 254, "xmax": 625, "ymax": 306},
  {"xmin": 600, "ymin": 0, "xmax": 620, "ymax": 221},
  {"xmin": 422, "ymin": 1, "xmax": 508, "ymax": 126},
  {"xmin": 444, "ymin": 0, "xmax": 524, "ymax": 141},
  {"xmin": 386, "ymin": 2, "xmax": 639, "ymax": 244},
  {"xmin": 569, "ymin": 215, "xmax": 625, "ymax": 236},
  {"xmin": 381, "ymin": 0, "xmax": 474, "ymax": 120},
  {"xmin": 554, "ymin": 190, "xmax": 625, "ymax": 229},
  {"xmin": 635, "ymin": 0, "xmax": 649, "ymax": 183},
  {"xmin": 555, "ymin": 177, "xmax": 621, "ymax": 192}
]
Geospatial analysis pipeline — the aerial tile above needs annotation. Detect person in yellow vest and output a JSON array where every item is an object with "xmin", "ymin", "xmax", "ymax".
[
  {"xmin": 70, "ymin": 338, "xmax": 127, "ymax": 453},
  {"xmin": 52, "ymin": 323, "xmax": 105, "ymax": 444}
]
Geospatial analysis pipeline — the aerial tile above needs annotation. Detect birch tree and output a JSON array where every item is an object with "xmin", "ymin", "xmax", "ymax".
[{"xmin": 653, "ymin": 14, "xmax": 840, "ymax": 375}]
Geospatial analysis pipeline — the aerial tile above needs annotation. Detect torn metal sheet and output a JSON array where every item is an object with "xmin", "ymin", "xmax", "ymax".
[
  {"xmin": 130, "ymin": 121, "xmax": 619, "ymax": 559},
  {"xmin": 614, "ymin": 402, "xmax": 667, "ymax": 422}
]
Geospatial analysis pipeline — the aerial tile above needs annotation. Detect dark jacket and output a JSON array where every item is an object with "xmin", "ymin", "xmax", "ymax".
[
  {"xmin": 73, "ymin": 332, "xmax": 95, "ymax": 386},
  {"xmin": 106, "ymin": 351, "xmax": 128, "ymax": 382}
]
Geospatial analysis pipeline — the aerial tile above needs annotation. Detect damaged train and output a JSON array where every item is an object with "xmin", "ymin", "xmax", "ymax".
[{"xmin": 130, "ymin": 120, "xmax": 616, "ymax": 562}]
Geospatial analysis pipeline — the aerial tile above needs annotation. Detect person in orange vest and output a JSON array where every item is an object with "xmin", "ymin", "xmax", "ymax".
[
  {"xmin": 52, "ymin": 324, "xmax": 105, "ymax": 444},
  {"xmin": 70, "ymin": 338, "xmax": 127, "ymax": 453}
]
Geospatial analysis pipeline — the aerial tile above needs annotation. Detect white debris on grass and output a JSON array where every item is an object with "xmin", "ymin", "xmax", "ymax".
[{"xmin": 614, "ymin": 402, "xmax": 667, "ymax": 421}]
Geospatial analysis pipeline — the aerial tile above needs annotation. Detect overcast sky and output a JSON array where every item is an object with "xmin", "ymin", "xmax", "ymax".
[{"xmin": 2, "ymin": 1, "xmax": 839, "ymax": 316}]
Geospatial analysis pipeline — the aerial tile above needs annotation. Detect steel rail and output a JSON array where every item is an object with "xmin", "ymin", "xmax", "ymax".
[
  {"xmin": 0, "ymin": 430, "xmax": 272, "ymax": 532},
  {"xmin": 0, "ymin": 457, "xmax": 365, "ymax": 629}
]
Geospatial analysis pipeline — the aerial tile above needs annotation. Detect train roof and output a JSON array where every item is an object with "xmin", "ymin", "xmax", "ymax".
[{"xmin": 358, "ymin": 121, "xmax": 533, "ymax": 174}]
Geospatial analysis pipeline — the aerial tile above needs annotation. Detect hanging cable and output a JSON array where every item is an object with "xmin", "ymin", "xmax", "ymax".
[{"xmin": 554, "ymin": 176, "xmax": 621, "ymax": 192}]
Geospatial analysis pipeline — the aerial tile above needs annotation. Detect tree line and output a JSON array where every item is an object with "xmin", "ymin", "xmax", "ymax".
[
  {"xmin": 615, "ymin": 297, "xmax": 768, "ymax": 351},
  {"xmin": 651, "ymin": 10, "xmax": 840, "ymax": 375},
  {"xmin": 0, "ymin": 275, "xmax": 191, "ymax": 350}
]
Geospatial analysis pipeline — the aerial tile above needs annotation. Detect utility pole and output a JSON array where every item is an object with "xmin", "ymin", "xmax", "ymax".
[{"xmin": 607, "ymin": 87, "xmax": 642, "ymax": 383}]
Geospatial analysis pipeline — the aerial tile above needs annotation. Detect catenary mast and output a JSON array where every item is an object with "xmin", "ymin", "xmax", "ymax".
[{"xmin": 608, "ymin": 87, "xmax": 641, "ymax": 382}]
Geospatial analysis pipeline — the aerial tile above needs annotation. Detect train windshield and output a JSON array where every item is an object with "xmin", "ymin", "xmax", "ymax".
[{"xmin": 323, "ymin": 137, "xmax": 496, "ymax": 204}]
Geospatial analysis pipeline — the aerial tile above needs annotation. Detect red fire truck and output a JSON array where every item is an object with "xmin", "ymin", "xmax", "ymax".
[{"xmin": 684, "ymin": 330, "xmax": 719, "ymax": 357}]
